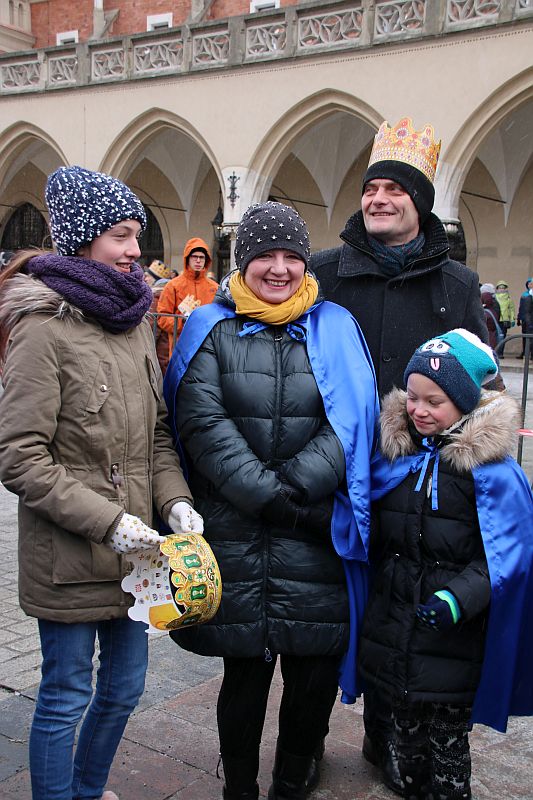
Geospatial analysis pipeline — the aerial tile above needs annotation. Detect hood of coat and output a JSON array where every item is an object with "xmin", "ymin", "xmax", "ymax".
[
  {"xmin": 214, "ymin": 269, "xmax": 324, "ymax": 310},
  {"xmin": 0, "ymin": 272, "xmax": 84, "ymax": 333},
  {"xmin": 379, "ymin": 386, "xmax": 520, "ymax": 472},
  {"xmin": 183, "ymin": 237, "xmax": 212, "ymax": 274}
]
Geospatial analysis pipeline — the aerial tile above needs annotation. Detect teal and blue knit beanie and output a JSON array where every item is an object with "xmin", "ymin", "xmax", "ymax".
[{"xmin": 404, "ymin": 329, "xmax": 498, "ymax": 414}]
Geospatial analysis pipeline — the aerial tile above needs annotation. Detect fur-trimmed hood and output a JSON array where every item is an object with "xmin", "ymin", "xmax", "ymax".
[
  {"xmin": 380, "ymin": 386, "xmax": 520, "ymax": 472},
  {"xmin": 0, "ymin": 272, "xmax": 84, "ymax": 333}
]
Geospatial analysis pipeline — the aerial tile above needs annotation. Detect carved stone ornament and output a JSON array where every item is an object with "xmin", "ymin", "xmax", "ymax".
[
  {"xmin": 1, "ymin": 60, "xmax": 40, "ymax": 90},
  {"xmin": 192, "ymin": 31, "xmax": 230, "ymax": 65},
  {"xmin": 447, "ymin": 0, "xmax": 501, "ymax": 22},
  {"xmin": 133, "ymin": 40, "xmax": 184, "ymax": 74},
  {"xmin": 298, "ymin": 8, "xmax": 363, "ymax": 49},
  {"xmin": 375, "ymin": 1, "xmax": 426, "ymax": 36},
  {"xmin": 49, "ymin": 55, "xmax": 78, "ymax": 85},
  {"xmin": 246, "ymin": 22, "xmax": 287, "ymax": 57},
  {"xmin": 91, "ymin": 48, "xmax": 126, "ymax": 80}
]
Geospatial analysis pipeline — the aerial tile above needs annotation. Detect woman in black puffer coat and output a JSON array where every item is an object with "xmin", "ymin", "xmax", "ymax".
[{"xmin": 165, "ymin": 202, "xmax": 378, "ymax": 800}]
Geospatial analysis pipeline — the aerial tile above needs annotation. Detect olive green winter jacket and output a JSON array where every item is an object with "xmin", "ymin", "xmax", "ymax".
[{"xmin": 0, "ymin": 274, "xmax": 191, "ymax": 622}]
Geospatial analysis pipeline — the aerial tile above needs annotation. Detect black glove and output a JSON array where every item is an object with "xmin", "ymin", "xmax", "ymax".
[
  {"xmin": 261, "ymin": 483, "xmax": 304, "ymax": 529},
  {"xmin": 261, "ymin": 485, "xmax": 333, "ymax": 534},
  {"xmin": 298, "ymin": 497, "xmax": 334, "ymax": 535},
  {"xmin": 416, "ymin": 591, "xmax": 461, "ymax": 632}
]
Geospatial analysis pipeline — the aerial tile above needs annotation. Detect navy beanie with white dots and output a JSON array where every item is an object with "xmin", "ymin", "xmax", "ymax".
[
  {"xmin": 404, "ymin": 329, "xmax": 498, "ymax": 414},
  {"xmin": 45, "ymin": 166, "xmax": 147, "ymax": 256},
  {"xmin": 234, "ymin": 201, "xmax": 310, "ymax": 274}
]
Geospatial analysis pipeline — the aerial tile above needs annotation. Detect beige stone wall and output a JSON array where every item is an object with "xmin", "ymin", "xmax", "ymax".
[
  {"xmin": 0, "ymin": 18, "xmax": 531, "ymax": 293},
  {"xmin": 461, "ymin": 158, "xmax": 533, "ymax": 310}
]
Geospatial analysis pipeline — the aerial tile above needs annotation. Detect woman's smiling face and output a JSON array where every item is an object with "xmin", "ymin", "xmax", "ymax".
[
  {"xmin": 244, "ymin": 249, "xmax": 305, "ymax": 304},
  {"xmin": 77, "ymin": 220, "xmax": 141, "ymax": 272}
]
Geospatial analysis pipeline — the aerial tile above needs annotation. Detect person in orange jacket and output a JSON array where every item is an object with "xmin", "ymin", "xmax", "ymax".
[{"xmin": 157, "ymin": 237, "xmax": 219, "ymax": 354}]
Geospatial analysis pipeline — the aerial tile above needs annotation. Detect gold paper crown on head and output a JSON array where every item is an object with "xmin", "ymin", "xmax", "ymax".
[
  {"xmin": 368, "ymin": 118, "xmax": 441, "ymax": 184},
  {"xmin": 147, "ymin": 259, "xmax": 171, "ymax": 280}
]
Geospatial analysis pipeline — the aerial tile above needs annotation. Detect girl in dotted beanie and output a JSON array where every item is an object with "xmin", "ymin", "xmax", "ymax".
[{"xmin": 0, "ymin": 165, "xmax": 202, "ymax": 799}]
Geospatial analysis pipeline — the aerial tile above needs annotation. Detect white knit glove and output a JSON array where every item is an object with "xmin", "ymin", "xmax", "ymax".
[
  {"xmin": 168, "ymin": 502, "xmax": 204, "ymax": 535},
  {"xmin": 107, "ymin": 513, "xmax": 166, "ymax": 555}
]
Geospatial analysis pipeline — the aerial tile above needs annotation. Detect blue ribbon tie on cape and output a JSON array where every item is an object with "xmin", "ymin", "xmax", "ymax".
[
  {"xmin": 371, "ymin": 449, "xmax": 533, "ymax": 732},
  {"xmin": 164, "ymin": 300, "xmax": 380, "ymax": 704}
]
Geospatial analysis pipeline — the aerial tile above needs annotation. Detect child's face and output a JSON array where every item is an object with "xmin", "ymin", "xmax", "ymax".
[
  {"xmin": 406, "ymin": 373, "xmax": 463, "ymax": 436},
  {"xmin": 78, "ymin": 220, "xmax": 142, "ymax": 272}
]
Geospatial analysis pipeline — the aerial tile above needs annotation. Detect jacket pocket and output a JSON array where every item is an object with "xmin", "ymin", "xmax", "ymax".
[
  {"xmin": 52, "ymin": 526, "xmax": 121, "ymax": 584},
  {"xmin": 145, "ymin": 354, "xmax": 161, "ymax": 402},
  {"xmin": 85, "ymin": 361, "xmax": 112, "ymax": 413}
]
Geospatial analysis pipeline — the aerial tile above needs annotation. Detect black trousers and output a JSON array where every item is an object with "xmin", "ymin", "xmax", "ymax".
[
  {"xmin": 217, "ymin": 653, "xmax": 341, "ymax": 762},
  {"xmin": 363, "ymin": 683, "xmax": 394, "ymax": 742}
]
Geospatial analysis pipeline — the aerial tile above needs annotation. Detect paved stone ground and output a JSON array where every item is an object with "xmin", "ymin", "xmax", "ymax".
[{"xmin": 0, "ymin": 365, "xmax": 532, "ymax": 799}]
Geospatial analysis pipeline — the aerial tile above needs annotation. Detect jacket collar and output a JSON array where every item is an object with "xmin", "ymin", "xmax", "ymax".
[
  {"xmin": 337, "ymin": 211, "xmax": 450, "ymax": 280},
  {"xmin": 0, "ymin": 273, "xmax": 84, "ymax": 333},
  {"xmin": 379, "ymin": 386, "xmax": 520, "ymax": 472}
]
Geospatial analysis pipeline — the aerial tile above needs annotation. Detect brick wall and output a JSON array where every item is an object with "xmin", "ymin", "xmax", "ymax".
[
  {"xmin": 109, "ymin": 0, "xmax": 191, "ymax": 37},
  {"xmin": 208, "ymin": 0, "xmax": 294, "ymax": 22},
  {"xmin": 31, "ymin": 0, "xmax": 94, "ymax": 49},
  {"xmin": 30, "ymin": 0, "xmax": 294, "ymax": 48}
]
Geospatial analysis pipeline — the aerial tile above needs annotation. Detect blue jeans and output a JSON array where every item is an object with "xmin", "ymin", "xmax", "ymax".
[{"xmin": 30, "ymin": 617, "xmax": 148, "ymax": 800}]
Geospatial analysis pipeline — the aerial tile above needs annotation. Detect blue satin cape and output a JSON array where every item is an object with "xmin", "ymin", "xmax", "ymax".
[
  {"xmin": 164, "ymin": 300, "xmax": 380, "ymax": 703},
  {"xmin": 371, "ymin": 450, "xmax": 533, "ymax": 732}
]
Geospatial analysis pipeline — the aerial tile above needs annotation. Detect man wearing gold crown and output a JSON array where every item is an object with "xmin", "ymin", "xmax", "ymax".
[
  {"xmin": 311, "ymin": 117, "xmax": 487, "ymax": 400},
  {"xmin": 310, "ymin": 118, "xmax": 488, "ymax": 795}
]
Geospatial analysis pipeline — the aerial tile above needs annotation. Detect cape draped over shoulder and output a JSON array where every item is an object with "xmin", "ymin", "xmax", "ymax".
[{"xmin": 371, "ymin": 450, "xmax": 533, "ymax": 732}]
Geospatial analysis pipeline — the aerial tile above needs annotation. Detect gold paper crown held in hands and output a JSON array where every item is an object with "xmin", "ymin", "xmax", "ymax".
[
  {"xmin": 368, "ymin": 117, "xmax": 442, "ymax": 184},
  {"xmin": 148, "ymin": 534, "xmax": 222, "ymax": 631},
  {"xmin": 121, "ymin": 534, "xmax": 222, "ymax": 634}
]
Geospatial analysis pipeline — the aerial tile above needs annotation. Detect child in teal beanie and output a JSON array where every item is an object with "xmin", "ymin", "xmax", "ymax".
[{"xmin": 359, "ymin": 329, "xmax": 533, "ymax": 800}]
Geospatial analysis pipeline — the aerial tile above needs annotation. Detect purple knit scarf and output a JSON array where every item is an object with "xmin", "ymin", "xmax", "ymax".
[{"xmin": 26, "ymin": 254, "xmax": 153, "ymax": 333}]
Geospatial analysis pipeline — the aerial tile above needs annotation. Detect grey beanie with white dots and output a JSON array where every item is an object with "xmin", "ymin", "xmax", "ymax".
[
  {"xmin": 234, "ymin": 201, "xmax": 310, "ymax": 274},
  {"xmin": 45, "ymin": 165, "xmax": 147, "ymax": 256}
]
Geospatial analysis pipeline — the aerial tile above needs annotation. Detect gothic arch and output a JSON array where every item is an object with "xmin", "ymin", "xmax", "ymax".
[
  {"xmin": 247, "ymin": 90, "xmax": 383, "ymax": 201},
  {"xmin": 0, "ymin": 122, "xmax": 66, "ymax": 193},
  {"xmin": 439, "ymin": 67, "xmax": 533, "ymax": 219},
  {"xmin": 99, "ymin": 109, "xmax": 223, "ymax": 267},
  {"xmin": 99, "ymin": 108, "xmax": 222, "ymax": 187}
]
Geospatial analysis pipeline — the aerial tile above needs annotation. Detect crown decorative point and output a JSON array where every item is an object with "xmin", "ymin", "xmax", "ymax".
[{"xmin": 368, "ymin": 117, "xmax": 442, "ymax": 183}]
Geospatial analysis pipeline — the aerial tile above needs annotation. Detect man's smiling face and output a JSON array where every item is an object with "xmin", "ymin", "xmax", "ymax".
[{"xmin": 362, "ymin": 178, "xmax": 420, "ymax": 246}]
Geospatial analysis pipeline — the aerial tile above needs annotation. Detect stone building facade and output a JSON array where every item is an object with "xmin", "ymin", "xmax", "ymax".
[{"xmin": 0, "ymin": 0, "xmax": 532, "ymax": 315}]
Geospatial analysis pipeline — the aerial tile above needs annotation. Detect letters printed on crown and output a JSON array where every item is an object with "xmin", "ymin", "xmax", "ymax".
[{"xmin": 368, "ymin": 118, "xmax": 442, "ymax": 183}]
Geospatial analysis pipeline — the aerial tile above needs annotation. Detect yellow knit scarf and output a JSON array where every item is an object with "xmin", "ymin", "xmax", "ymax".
[{"xmin": 229, "ymin": 271, "xmax": 319, "ymax": 325}]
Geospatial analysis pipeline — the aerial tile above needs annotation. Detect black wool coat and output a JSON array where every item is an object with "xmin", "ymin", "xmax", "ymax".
[
  {"xmin": 309, "ymin": 212, "xmax": 488, "ymax": 399},
  {"xmin": 170, "ymin": 288, "xmax": 348, "ymax": 659}
]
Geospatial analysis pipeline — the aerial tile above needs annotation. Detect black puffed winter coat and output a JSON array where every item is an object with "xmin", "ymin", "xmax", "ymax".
[
  {"xmin": 358, "ymin": 387, "xmax": 520, "ymax": 706},
  {"xmin": 310, "ymin": 212, "xmax": 488, "ymax": 398},
  {"xmin": 170, "ymin": 279, "xmax": 348, "ymax": 659}
]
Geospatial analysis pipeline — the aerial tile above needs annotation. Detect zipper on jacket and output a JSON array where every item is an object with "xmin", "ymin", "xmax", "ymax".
[
  {"xmin": 111, "ymin": 463, "xmax": 124, "ymax": 488},
  {"xmin": 111, "ymin": 463, "xmax": 127, "ymax": 508},
  {"xmin": 261, "ymin": 528, "xmax": 271, "ymax": 661},
  {"xmin": 263, "ymin": 330, "xmax": 284, "ymax": 664},
  {"xmin": 270, "ymin": 332, "xmax": 283, "ymax": 462}
]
